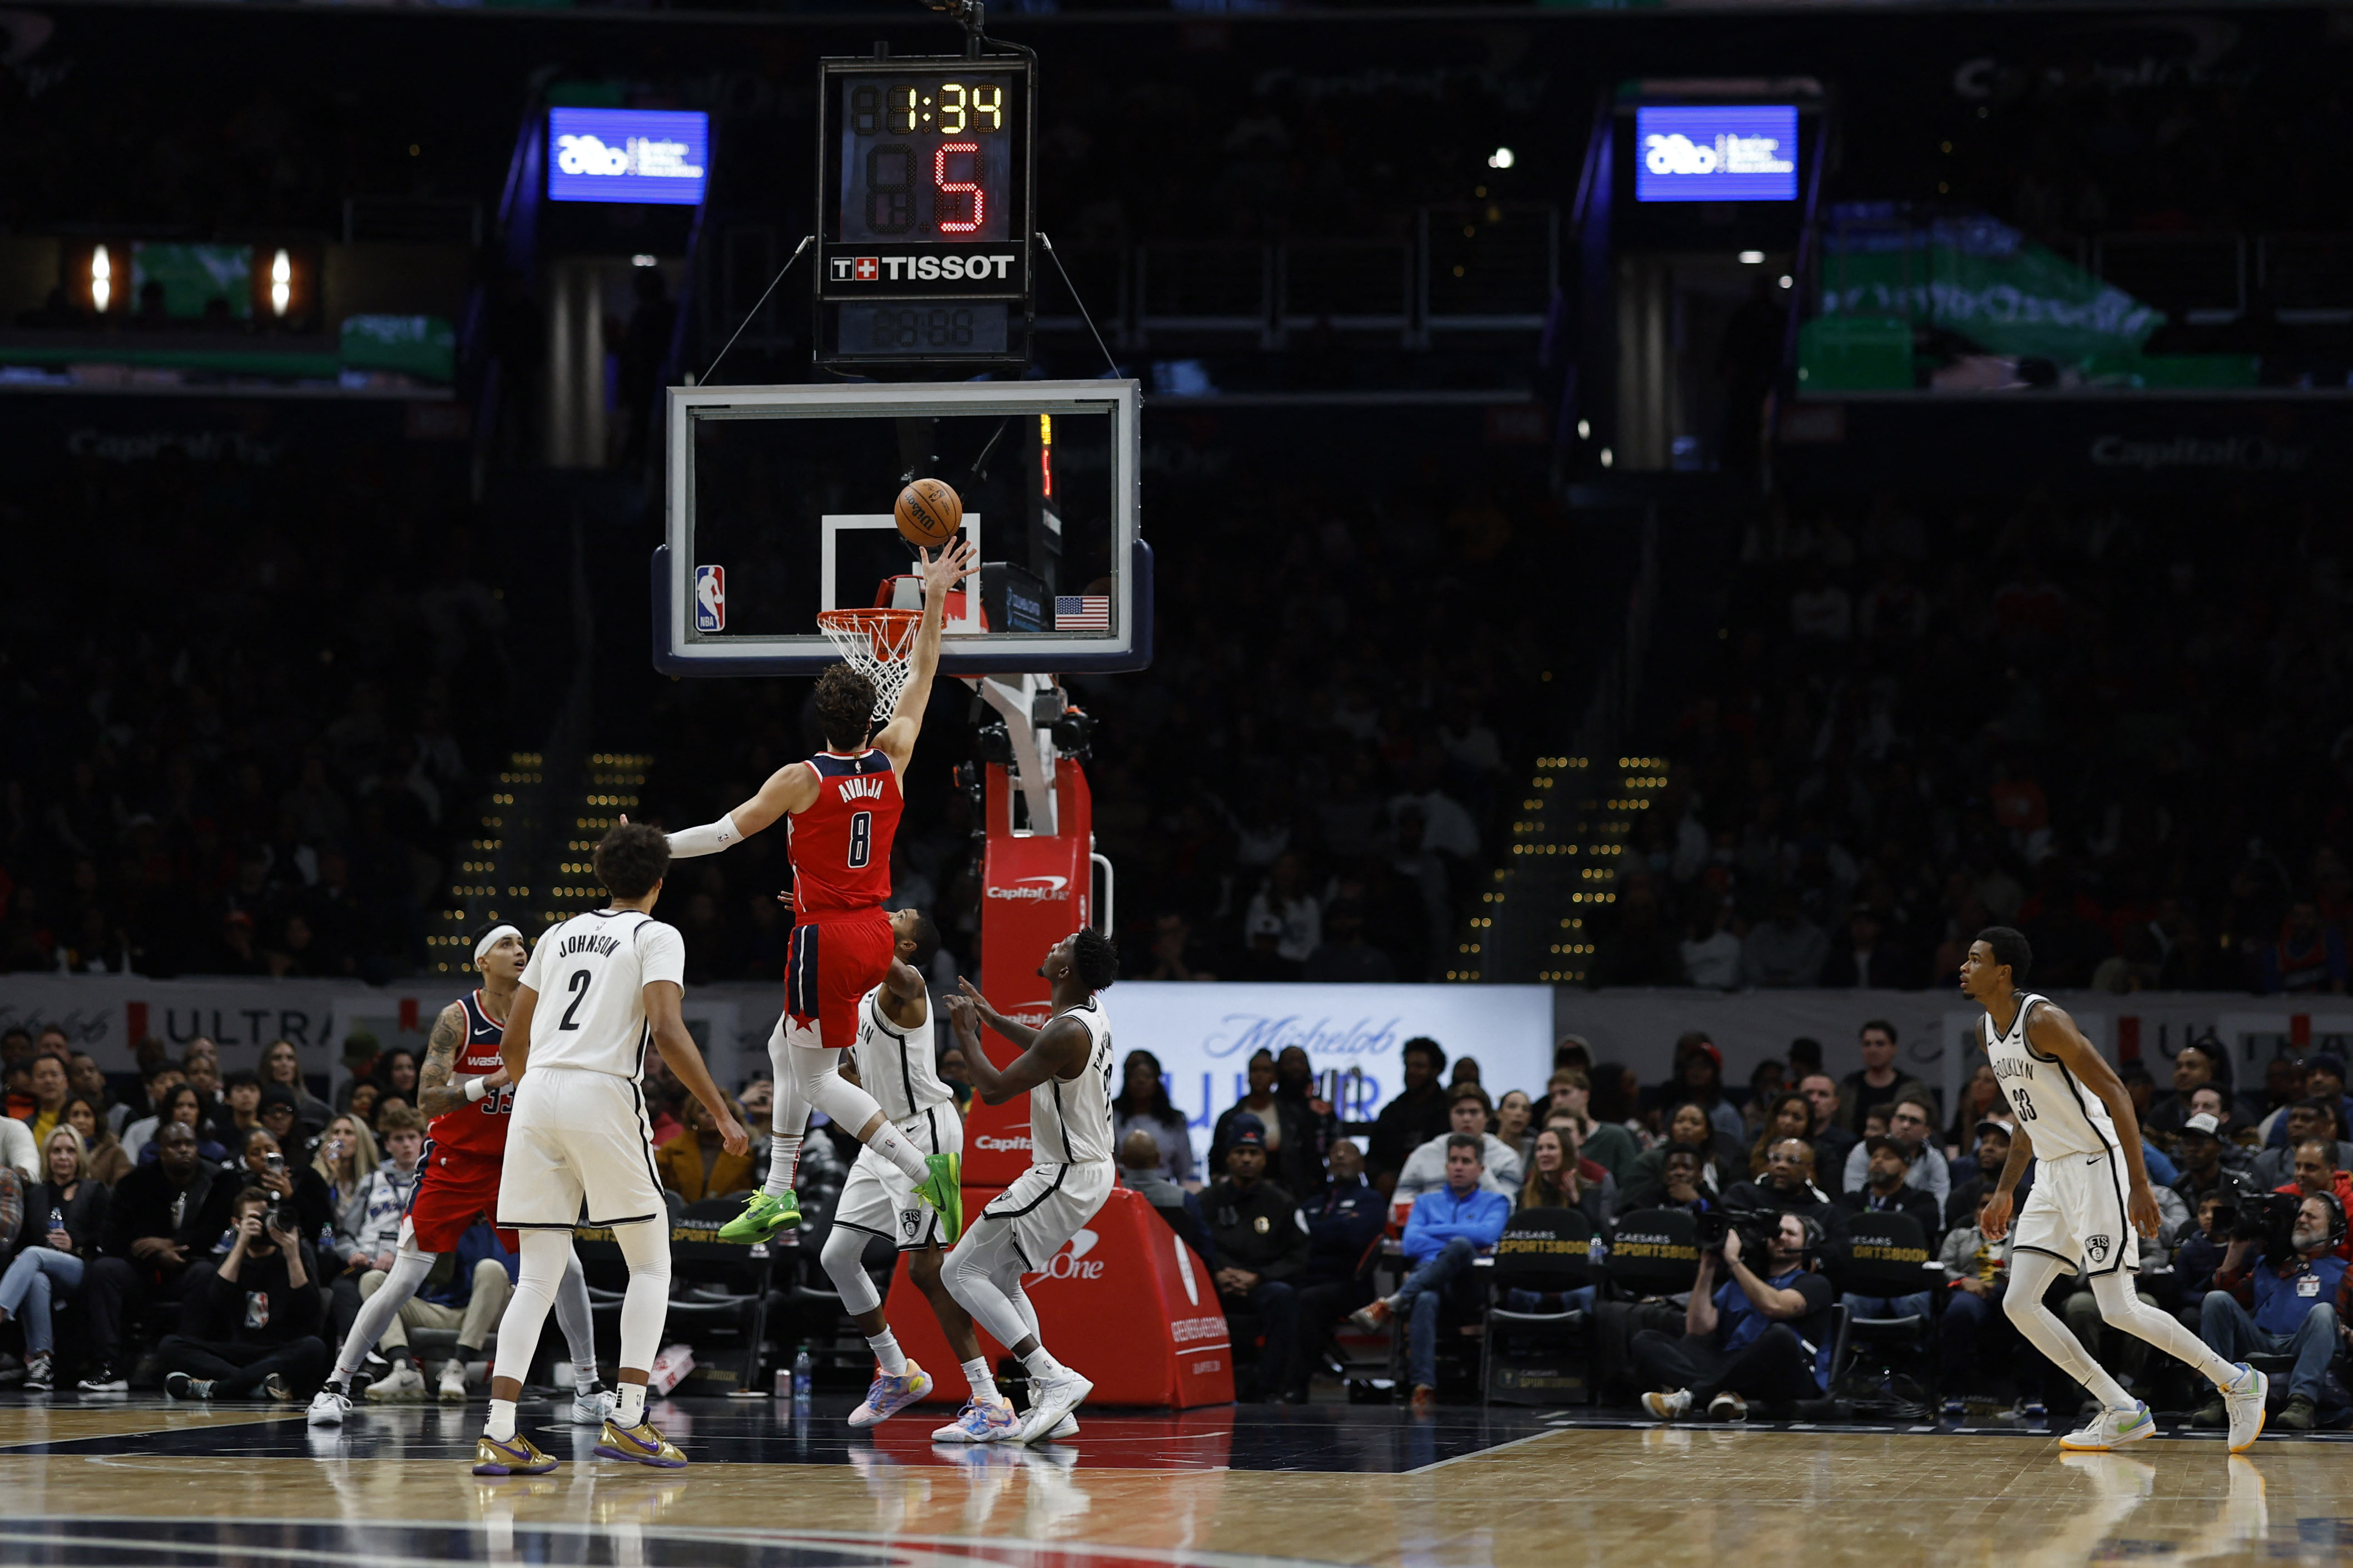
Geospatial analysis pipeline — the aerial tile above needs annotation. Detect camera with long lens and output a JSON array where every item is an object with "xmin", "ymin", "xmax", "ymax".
[
  {"xmin": 1693, "ymin": 1204, "xmax": 1784, "ymax": 1261},
  {"xmin": 2223, "ymin": 1191, "xmax": 2304, "ymax": 1253}
]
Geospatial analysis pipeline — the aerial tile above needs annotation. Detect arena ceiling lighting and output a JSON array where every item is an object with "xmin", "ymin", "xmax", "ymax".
[
  {"xmin": 1487, "ymin": 147, "xmax": 1515, "ymax": 169},
  {"xmin": 1738, "ymin": 250, "xmax": 1765, "ymax": 264}
]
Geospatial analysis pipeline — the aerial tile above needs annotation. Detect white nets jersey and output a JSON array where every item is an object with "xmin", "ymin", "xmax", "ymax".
[
  {"xmin": 1982, "ymin": 992, "xmax": 2121, "ymax": 1161},
  {"xmin": 1028, "ymin": 995, "xmax": 1115, "ymax": 1166},
  {"xmin": 518, "ymin": 909, "xmax": 686, "ymax": 1079},
  {"xmin": 851, "ymin": 983, "xmax": 952, "ymax": 1124}
]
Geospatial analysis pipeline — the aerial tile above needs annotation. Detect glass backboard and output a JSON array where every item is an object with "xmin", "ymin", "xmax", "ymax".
[{"xmin": 656, "ymin": 380, "xmax": 1147, "ymax": 677}]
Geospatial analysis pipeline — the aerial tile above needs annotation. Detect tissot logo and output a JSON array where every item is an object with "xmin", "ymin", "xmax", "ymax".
[{"xmin": 830, "ymin": 256, "xmax": 881, "ymax": 283}]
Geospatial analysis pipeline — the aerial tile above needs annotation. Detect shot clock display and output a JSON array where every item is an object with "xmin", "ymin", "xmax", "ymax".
[
  {"xmin": 840, "ymin": 76, "xmax": 1013, "ymax": 242},
  {"xmin": 816, "ymin": 54, "xmax": 1034, "ymax": 368}
]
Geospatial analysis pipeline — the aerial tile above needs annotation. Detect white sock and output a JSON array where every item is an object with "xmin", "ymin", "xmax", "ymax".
[
  {"xmin": 765, "ymin": 1134, "xmax": 802, "ymax": 1199},
  {"xmin": 576, "ymin": 1371, "xmax": 600, "ymax": 1397},
  {"xmin": 868, "ymin": 1329, "xmax": 908, "ymax": 1377},
  {"xmin": 868, "ymin": 1122, "xmax": 932, "ymax": 1185},
  {"xmin": 615, "ymin": 1382, "xmax": 647, "ymax": 1426},
  {"xmin": 962, "ymin": 1357, "xmax": 995, "ymax": 1401},
  {"xmin": 486, "ymin": 1399, "xmax": 517, "ymax": 1442},
  {"xmin": 1020, "ymin": 1346, "xmax": 1066, "ymax": 1382},
  {"xmin": 2225, "ymin": 1362, "xmax": 2255, "ymax": 1393}
]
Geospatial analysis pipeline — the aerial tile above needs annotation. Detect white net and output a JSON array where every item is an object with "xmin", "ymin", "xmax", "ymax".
[{"xmin": 816, "ymin": 609, "xmax": 922, "ymax": 719}]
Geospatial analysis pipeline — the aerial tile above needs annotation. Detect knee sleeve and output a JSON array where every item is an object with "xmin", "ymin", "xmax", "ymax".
[
  {"xmin": 489, "ymin": 1231, "xmax": 573, "ymax": 1388},
  {"xmin": 335, "ymin": 1248, "xmax": 439, "ymax": 1378},
  {"xmin": 552, "ymin": 1246, "xmax": 599, "ymax": 1370},
  {"xmin": 821, "ymin": 1226, "xmax": 884, "ymax": 1316},
  {"xmin": 945, "ymin": 1226, "xmax": 1035, "ymax": 1351},
  {"xmin": 612, "ymin": 1218, "xmax": 672, "ymax": 1375},
  {"xmin": 794, "ymin": 1044, "xmax": 886, "ymax": 1138}
]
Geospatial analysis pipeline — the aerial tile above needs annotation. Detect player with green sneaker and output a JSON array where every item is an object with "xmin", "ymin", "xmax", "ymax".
[{"xmin": 655, "ymin": 544, "xmax": 976, "ymax": 1251}]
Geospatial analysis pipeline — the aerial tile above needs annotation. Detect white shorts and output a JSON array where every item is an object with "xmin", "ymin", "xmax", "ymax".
[
  {"xmin": 972, "ymin": 1159, "xmax": 1113, "ymax": 1270},
  {"xmin": 836, "ymin": 1100, "xmax": 963, "ymax": 1252},
  {"xmin": 497, "ymin": 1066, "xmax": 666, "ymax": 1230},
  {"xmin": 2014, "ymin": 1147, "xmax": 2140, "ymax": 1278}
]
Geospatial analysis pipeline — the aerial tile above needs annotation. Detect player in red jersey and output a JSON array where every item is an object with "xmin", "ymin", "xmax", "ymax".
[
  {"xmin": 659, "ymin": 540, "xmax": 977, "ymax": 1246},
  {"xmin": 306, "ymin": 924, "xmax": 611, "ymax": 1427}
]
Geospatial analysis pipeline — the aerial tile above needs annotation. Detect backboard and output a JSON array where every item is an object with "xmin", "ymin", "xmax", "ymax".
[{"xmin": 656, "ymin": 379, "xmax": 1148, "ymax": 677}]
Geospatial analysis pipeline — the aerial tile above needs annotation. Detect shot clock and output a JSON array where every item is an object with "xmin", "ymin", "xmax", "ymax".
[{"xmin": 816, "ymin": 54, "xmax": 1035, "ymax": 369}]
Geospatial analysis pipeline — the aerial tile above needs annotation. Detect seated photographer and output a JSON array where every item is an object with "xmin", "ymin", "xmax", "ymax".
[
  {"xmin": 1202, "ymin": 1114, "xmax": 1310, "ymax": 1402},
  {"xmin": 2194, "ymin": 1190, "xmax": 2347, "ymax": 1432},
  {"xmin": 2275, "ymin": 1139, "xmax": 2353, "ymax": 1260},
  {"xmin": 1633, "ymin": 1210, "xmax": 1834, "ymax": 1422},
  {"xmin": 1838, "ymin": 1096, "xmax": 1950, "ymax": 1209},
  {"xmin": 1348, "ymin": 1133, "xmax": 1509, "ymax": 1412},
  {"xmin": 1722, "ymin": 1138, "xmax": 1839, "ymax": 1232},
  {"xmin": 156, "ymin": 1185, "xmax": 326, "ymax": 1402}
]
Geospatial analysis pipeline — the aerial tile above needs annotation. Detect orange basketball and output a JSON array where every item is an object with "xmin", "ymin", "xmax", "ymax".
[{"xmin": 894, "ymin": 478, "xmax": 963, "ymax": 549}]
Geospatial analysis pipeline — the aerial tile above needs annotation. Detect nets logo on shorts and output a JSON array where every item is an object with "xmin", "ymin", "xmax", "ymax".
[{"xmin": 2086, "ymin": 1234, "xmax": 2112, "ymax": 1264}]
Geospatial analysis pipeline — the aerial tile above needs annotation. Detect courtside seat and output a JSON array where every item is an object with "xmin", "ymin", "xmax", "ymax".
[{"xmin": 1482, "ymin": 1207, "xmax": 1594, "ymax": 1406}]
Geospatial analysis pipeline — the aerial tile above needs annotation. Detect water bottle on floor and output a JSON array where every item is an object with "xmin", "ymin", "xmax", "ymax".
[{"xmin": 791, "ymin": 1346, "xmax": 813, "ymax": 1425}]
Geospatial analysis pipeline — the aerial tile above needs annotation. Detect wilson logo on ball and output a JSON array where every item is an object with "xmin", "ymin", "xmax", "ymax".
[{"xmin": 894, "ymin": 478, "xmax": 964, "ymax": 548}]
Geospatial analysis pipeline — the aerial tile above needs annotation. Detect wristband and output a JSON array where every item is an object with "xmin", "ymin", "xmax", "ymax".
[{"xmin": 465, "ymin": 1076, "xmax": 490, "ymax": 1103}]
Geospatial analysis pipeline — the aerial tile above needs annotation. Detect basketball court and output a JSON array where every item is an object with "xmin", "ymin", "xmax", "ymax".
[{"xmin": 2, "ymin": 1395, "xmax": 2344, "ymax": 1566}]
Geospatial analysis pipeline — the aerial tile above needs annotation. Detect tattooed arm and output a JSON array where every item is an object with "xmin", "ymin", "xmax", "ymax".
[{"xmin": 415, "ymin": 1002, "xmax": 478, "ymax": 1119}]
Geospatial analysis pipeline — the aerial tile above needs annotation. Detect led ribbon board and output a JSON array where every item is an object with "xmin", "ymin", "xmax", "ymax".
[
  {"xmin": 547, "ymin": 108, "xmax": 711, "ymax": 205},
  {"xmin": 1635, "ymin": 106, "xmax": 1799, "ymax": 203}
]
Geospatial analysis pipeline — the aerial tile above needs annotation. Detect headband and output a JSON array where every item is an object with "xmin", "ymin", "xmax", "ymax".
[{"xmin": 474, "ymin": 924, "xmax": 523, "ymax": 964}]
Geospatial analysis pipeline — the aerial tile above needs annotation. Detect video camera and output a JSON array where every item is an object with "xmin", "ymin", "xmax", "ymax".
[
  {"xmin": 2215, "ymin": 1191, "xmax": 2305, "ymax": 1256},
  {"xmin": 1693, "ymin": 1204, "xmax": 1790, "ymax": 1262}
]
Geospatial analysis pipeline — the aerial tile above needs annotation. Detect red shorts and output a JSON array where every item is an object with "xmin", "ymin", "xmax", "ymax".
[
  {"xmin": 402, "ymin": 1147, "xmax": 518, "ymax": 1254},
  {"xmin": 784, "ymin": 909, "xmax": 894, "ymax": 1055}
]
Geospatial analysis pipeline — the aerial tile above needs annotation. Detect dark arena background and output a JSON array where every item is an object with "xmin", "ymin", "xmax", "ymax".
[{"xmin": 2, "ymin": 0, "xmax": 2352, "ymax": 1562}]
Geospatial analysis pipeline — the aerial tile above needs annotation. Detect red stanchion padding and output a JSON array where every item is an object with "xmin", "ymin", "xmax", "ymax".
[{"xmin": 883, "ymin": 1184, "xmax": 1235, "ymax": 1408}]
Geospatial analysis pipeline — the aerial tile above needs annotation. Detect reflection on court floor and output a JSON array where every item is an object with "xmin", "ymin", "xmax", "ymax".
[{"xmin": 0, "ymin": 1395, "xmax": 2345, "ymax": 1568}]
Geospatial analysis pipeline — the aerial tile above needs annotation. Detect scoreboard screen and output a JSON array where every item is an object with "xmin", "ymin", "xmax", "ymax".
[
  {"xmin": 838, "ymin": 75, "xmax": 1014, "ymax": 243},
  {"xmin": 816, "ymin": 56, "xmax": 1034, "ymax": 369}
]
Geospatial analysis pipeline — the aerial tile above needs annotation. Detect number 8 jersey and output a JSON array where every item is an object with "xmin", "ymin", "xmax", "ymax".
[
  {"xmin": 787, "ymin": 749, "xmax": 903, "ymax": 918},
  {"xmin": 1982, "ymin": 992, "xmax": 2122, "ymax": 1161}
]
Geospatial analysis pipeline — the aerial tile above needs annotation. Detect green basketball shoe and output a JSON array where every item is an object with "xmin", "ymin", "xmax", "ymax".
[
  {"xmin": 915, "ymin": 1152, "xmax": 963, "ymax": 1244},
  {"xmin": 717, "ymin": 1189, "xmax": 802, "ymax": 1244}
]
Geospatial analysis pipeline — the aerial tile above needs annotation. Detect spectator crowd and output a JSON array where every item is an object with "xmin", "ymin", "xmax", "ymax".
[
  {"xmin": 0, "ymin": 1021, "xmax": 841, "ymax": 1401},
  {"xmin": 1592, "ymin": 495, "xmax": 2353, "ymax": 996},
  {"xmin": 1107, "ymin": 1015, "xmax": 2353, "ymax": 1427}
]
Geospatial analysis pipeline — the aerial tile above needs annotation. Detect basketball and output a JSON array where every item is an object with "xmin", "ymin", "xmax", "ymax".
[{"xmin": 894, "ymin": 478, "xmax": 964, "ymax": 549}]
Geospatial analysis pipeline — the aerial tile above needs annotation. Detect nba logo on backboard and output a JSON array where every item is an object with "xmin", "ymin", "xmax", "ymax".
[{"xmin": 694, "ymin": 565, "xmax": 725, "ymax": 632}]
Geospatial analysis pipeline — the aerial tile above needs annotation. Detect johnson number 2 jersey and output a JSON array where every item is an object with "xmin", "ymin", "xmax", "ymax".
[
  {"xmin": 787, "ymin": 750, "xmax": 903, "ymax": 919},
  {"xmin": 1982, "ymin": 991, "xmax": 2122, "ymax": 1162},
  {"xmin": 519, "ymin": 908, "xmax": 686, "ymax": 1079}
]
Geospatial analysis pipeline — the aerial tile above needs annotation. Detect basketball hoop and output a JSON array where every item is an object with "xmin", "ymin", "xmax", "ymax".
[{"xmin": 816, "ymin": 608, "xmax": 922, "ymax": 718}]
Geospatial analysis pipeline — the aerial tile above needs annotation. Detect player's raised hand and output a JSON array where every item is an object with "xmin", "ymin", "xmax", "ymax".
[
  {"xmin": 954, "ymin": 976, "xmax": 997, "ymax": 1018},
  {"xmin": 943, "ymin": 991, "xmax": 983, "ymax": 1044},
  {"xmin": 917, "ymin": 537, "xmax": 980, "ymax": 598}
]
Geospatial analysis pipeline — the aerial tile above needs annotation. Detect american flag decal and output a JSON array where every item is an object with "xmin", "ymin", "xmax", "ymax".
[{"xmin": 1054, "ymin": 595, "xmax": 1109, "ymax": 631}]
